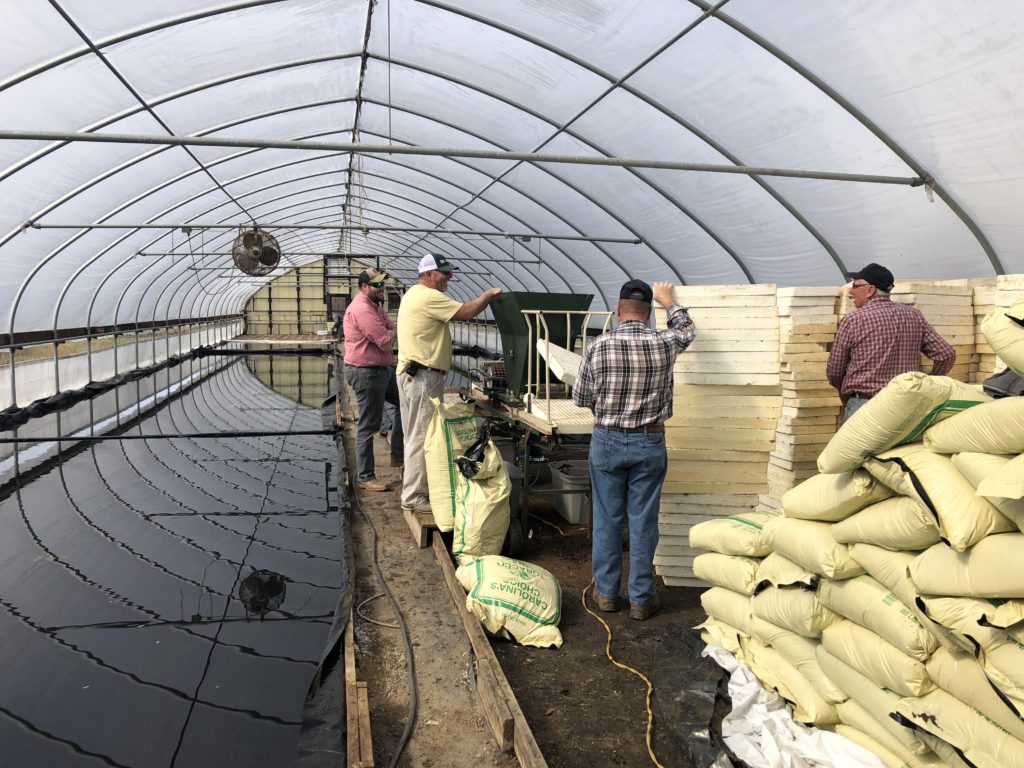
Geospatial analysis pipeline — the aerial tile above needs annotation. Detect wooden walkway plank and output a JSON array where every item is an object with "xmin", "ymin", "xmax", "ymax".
[
  {"xmin": 404, "ymin": 507, "xmax": 436, "ymax": 548},
  {"xmin": 344, "ymin": 610, "xmax": 375, "ymax": 767},
  {"xmin": 432, "ymin": 537, "xmax": 547, "ymax": 768}
]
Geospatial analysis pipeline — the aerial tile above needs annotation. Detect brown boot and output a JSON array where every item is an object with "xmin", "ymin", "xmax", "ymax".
[
  {"xmin": 628, "ymin": 594, "xmax": 661, "ymax": 621},
  {"xmin": 356, "ymin": 478, "xmax": 390, "ymax": 492},
  {"xmin": 593, "ymin": 588, "xmax": 619, "ymax": 613},
  {"xmin": 389, "ymin": 456, "xmax": 404, "ymax": 467}
]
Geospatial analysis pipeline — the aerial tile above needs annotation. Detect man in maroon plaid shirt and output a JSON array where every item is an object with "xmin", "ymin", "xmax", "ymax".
[{"xmin": 827, "ymin": 263, "xmax": 955, "ymax": 421}]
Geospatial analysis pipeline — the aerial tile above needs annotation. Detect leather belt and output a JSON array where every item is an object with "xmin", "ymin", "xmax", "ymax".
[
  {"xmin": 423, "ymin": 366, "xmax": 446, "ymax": 374},
  {"xmin": 347, "ymin": 364, "xmax": 386, "ymax": 370},
  {"xmin": 599, "ymin": 423, "xmax": 665, "ymax": 434},
  {"xmin": 847, "ymin": 392, "xmax": 874, "ymax": 400}
]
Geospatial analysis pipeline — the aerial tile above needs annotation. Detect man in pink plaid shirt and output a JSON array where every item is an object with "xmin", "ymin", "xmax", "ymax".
[{"xmin": 827, "ymin": 262, "xmax": 955, "ymax": 421}]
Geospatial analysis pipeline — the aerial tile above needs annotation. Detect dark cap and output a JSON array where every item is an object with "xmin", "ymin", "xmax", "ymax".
[
  {"xmin": 619, "ymin": 279, "xmax": 653, "ymax": 303},
  {"xmin": 846, "ymin": 263, "xmax": 894, "ymax": 292},
  {"xmin": 358, "ymin": 268, "xmax": 388, "ymax": 286},
  {"xmin": 418, "ymin": 253, "xmax": 456, "ymax": 273}
]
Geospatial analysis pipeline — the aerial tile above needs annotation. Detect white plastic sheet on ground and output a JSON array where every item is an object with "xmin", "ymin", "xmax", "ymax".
[{"xmin": 702, "ymin": 644, "xmax": 884, "ymax": 768}]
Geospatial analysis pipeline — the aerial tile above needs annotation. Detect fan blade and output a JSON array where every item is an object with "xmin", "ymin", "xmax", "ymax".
[{"xmin": 258, "ymin": 246, "xmax": 279, "ymax": 266}]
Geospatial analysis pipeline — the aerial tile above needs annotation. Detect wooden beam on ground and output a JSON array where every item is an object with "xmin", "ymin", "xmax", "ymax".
[
  {"xmin": 404, "ymin": 507, "xmax": 436, "ymax": 548},
  {"xmin": 344, "ymin": 609, "xmax": 375, "ymax": 768},
  {"xmin": 431, "ymin": 537, "xmax": 547, "ymax": 768}
]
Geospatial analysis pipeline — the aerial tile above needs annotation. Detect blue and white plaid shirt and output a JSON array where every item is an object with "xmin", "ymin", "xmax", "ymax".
[{"xmin": 572, "ymin": 304, "xmax": 696, "ymax": 429}]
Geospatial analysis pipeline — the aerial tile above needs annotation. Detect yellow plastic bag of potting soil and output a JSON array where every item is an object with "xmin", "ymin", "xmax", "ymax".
[
  {"xmin": 688, "ymin": 509, "xmax": 781, "ymax": 556},
  {"xmin": 909, "ymin": 535, "xmax": 1024, "ymax": 598},
  {"xmin": 894, "ymin": 689, "xmax": 1024, "ymax": 768},
  {"xmin": 817, "ymin": 574, "xmax": 938, "ymax": 662},
  {"xmin": 751, "ymin": 585, "xmax": 841, "ymax": 639},
  {"xmin": 781, "ymin": 469, "xmax": 892, "ymax": 522},
  {"xmin": 821, "ymin": 619, "xmax": 933, "ymax": 698},
  {"xmin": 951, "ymin": 452, "xmax": 1024, "ymax": 531},
  {"xmin": 863, "ymin": 443, "xmax": 1014, "ymax": 551},
  {"xmin": 981, "ymin": 300, "xmax": 1024, "ymax": 377},
  {"xmin": 830, "ymin": 495, "xmax": 940, "ymax": 551},
  {"xmin": 753, "ymin": 552, "xmax": 817, "ymax": 591},
  {"xmin": 762, "ymin": 517, "xmax": 864, "ymax": 579},
  {"xmin": 456, "ymin": 555, "xmax": 562, "ymax": 648},
  {"xmin": 979, "ymin": 453, "xmax": 1024, "ymax": 503},
  {"xmin": 816, "ymin": 646, "xmax": 934, "ymax": 760},
  {"xmin": 817, "ymin": 373, "xmax": 989, "ymax": 474},
  {"xmin": 424, "ymin": 398, "xmax": 478, "ymax": 531},
  {"xmin": 926, "ymin": 646, "xmax": 1024, "ymax": 743},
  {"xmin": 740, "ymin": 635, "xmax": 838, "ymax": 725},
  {"xmin": 692, "ymin": 552, "xmax": 761, "ymax": 595},
  {"xmin": 700, "ymin": 586, "xmax": 758, "ymax": 637},
  {"xmin": 924, "ymin": 396, "xmax": 1024, "ymax": 455}
]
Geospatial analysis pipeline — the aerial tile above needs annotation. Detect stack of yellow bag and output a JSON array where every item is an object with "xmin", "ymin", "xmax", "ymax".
[{"xmin": 691, "ymin": 350, "xmax": 1024, "ymax": 765}]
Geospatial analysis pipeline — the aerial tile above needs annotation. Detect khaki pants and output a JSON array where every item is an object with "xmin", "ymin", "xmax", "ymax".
[{"xmin": 398, "ymin": 369, "xmax": 444, "ymax": 510}]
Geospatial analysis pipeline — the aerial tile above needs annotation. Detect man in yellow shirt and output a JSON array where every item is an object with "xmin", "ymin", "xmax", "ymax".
[{"xmin": 397, "ymin": 253, "xmax": 502, "ymax": 513}]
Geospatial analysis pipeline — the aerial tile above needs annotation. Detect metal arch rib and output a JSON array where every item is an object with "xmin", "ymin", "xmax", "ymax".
[
  {"xmin": 365, "ymin": 55, "xmax": 738, "ymax": 285},
  {"xmin": 4, "ymin": 39, "xmax": 890, "ymax": 286},
  {"xmin": 287, "ymin": 132, "xmax": 631, "ymax": 301},
  {"xmin": 209, "ymin": 177, "xmax": 562, "ymax": 291},
  {"xmin": 0, "ymin": 54, "xmax": 363, "ymax": 187},
  {"xmin": 47, "ymin": 0, "xmax": 254, "ymax": 225},
  {"xmin": 0, "ymin": 97, "xmax": 353, "ymax": 255},
  {"xmin": 352, "ymin": 106, "xmax": 658, "ymax": 297},
  {"xmin": 65, "ymin": 140, "xmax": 594, "ymax": 314},
  {"xmin": 47, "ymin": 148, "xmax": 543, "ymax": 334},
  {"xmin": 0, "ymin": 0, "xmax": 290, "ymax": 94},
  {"xmin": 5, "ymin": 66, "xmax": 634, "ymax": 328},
  {"xmin": 341, "ymin": 0, "xmax": 377, "ymax": 254},
  {"xmin": 3, "ymin": 45, "xmax": 738, "ymax": 285},
  {"xmin": 686, "ymin": 0, "xmax": 1002, "ymax": 276},
  {"xmin": 415, "ymin": 0, "xmax": 836, "ymax": 282},
  {"xmin": 407, "ymin": 0, "xmax": 749, "ymax": 281},
  {"xmin": 24, "ymin": 98, "xmax": 631, "ymax": 330}
]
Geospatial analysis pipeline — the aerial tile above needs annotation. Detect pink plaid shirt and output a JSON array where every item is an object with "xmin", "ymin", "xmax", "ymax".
[
  {"xmin": 343, "ymin": 292, "xmax": 396, "ymax": 367},
  {"xmin": 827, "ymin": 295, "xmax": 955, "ymax": 400}
]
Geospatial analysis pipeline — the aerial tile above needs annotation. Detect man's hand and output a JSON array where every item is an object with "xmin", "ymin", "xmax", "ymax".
[
  {"xmin": 454, "ymin": 287, "xmax": 504, "ymax": 320},
  {"xmin": 652, "ymin": 282, "xmax": 675, "ymax": 307}
]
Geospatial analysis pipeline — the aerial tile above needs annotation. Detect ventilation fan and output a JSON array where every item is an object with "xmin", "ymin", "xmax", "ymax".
[{"xmin": 231, "ymin": 226, "xmax": 281, "ymax": 276}]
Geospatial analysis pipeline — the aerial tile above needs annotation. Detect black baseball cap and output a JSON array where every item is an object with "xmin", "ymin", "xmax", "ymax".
[
  {"xmin": 358, "ymin": 268, "xmax": 388, "ymax": 286},
  {"xmin": 619, "ymin": 279, "xmax": 653, "ymax": 303},
  {"xmin": 846, "ymin": 263, "xmax": 894, "ymax": 292}
]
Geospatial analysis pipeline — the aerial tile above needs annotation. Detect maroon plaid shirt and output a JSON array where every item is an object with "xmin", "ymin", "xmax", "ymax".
[{"xmin": 827, "ymin": 295, "xmax": 955, "ymax": 400}]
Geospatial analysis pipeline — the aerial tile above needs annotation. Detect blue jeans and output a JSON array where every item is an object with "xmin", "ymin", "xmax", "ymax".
[
  {"xmin": 589, "ymin": 427, "xmax": 667, "ymax": 606},
  {"xmin": 345, "ymin": 365, "xmax": 404, "ymax": 481},
  {"xmin": 843, "ymin": 395, "xmax": 869, "ymax": 423}
]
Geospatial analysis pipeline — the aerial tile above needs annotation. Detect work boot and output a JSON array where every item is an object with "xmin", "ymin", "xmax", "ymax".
[
  {"xmin": 593, "ymin": 588, "xmax": 619, "ymax": 613},
  {"xmin": 389, "ymin": 456, "xmax": 404, "ymax": 467},
  {"xmin": 629, "ymin": 594, "xmax": 661, "ymax": 621},
  {"xmin": 356, "ymin": 478, "xmax": 390, "ymax": 492}
]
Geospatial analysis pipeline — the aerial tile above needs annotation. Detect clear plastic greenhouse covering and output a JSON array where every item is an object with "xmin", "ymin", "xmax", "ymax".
[{"xmin": 2, "ymin": 0, "xmax": 1024, "ymax": 337}]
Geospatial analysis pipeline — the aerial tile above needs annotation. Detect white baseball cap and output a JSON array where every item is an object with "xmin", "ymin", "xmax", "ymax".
[{"xmin": 418, "ymin": 252, "xmax": 457, "ymax": 273}]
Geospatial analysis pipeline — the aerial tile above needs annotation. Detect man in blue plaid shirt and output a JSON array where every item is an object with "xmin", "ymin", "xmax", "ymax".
[{"xmin": 573, "ymin": 279, "xmax": 696, "ymax": 620}]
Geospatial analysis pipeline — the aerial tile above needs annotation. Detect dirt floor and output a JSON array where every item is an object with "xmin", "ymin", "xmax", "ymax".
[
  {"xmin": 347, "ymin": 445, "xmax": 519, "ymax": 768},
  {"xmin": 345, "ymin": 426, "xmax": 735, "ymax": 768},
  {"xmin": 493, "ymin": 491, "xmax": 734, "ymax": 768}
]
